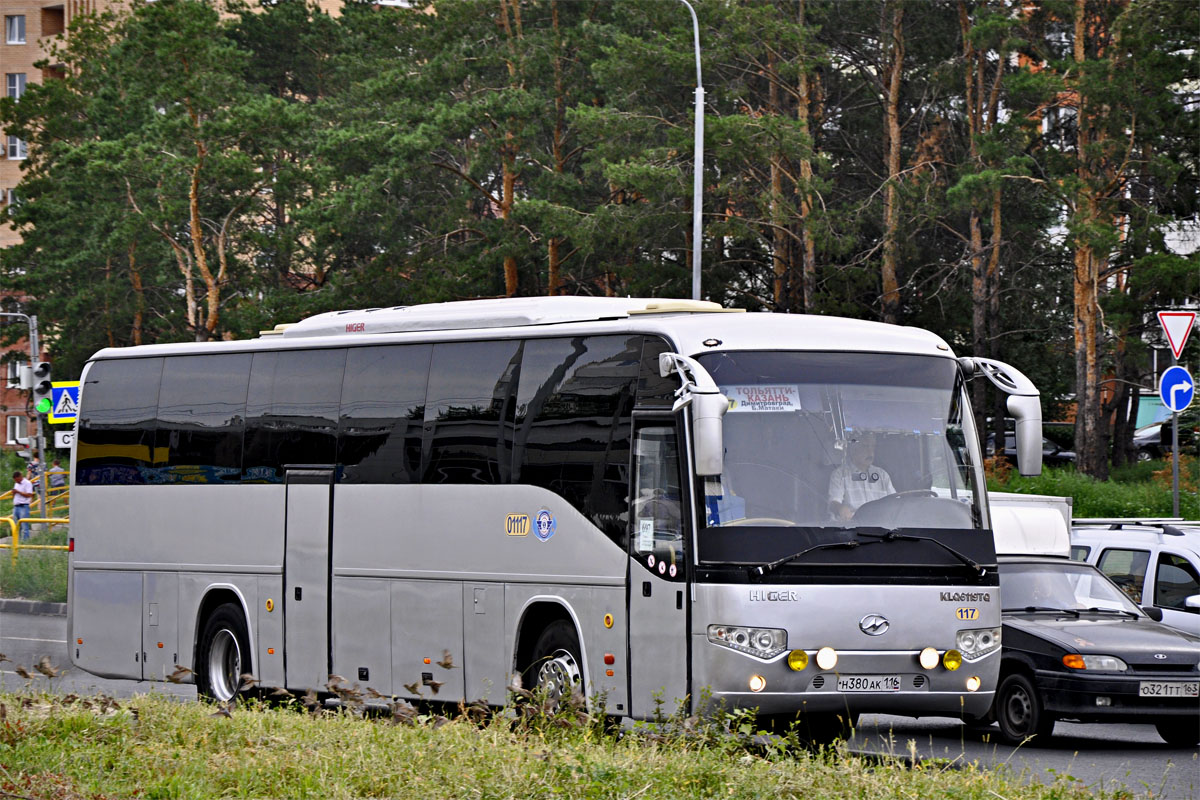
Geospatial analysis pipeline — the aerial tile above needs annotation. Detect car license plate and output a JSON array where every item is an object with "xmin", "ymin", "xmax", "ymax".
[
  {"xmin": 1138, "ymin": 681, "xmax": 1199, "ymax": 698},
  {"xmin": 836, "ymin": 675, "xmax": 901, "ymax": 692}
]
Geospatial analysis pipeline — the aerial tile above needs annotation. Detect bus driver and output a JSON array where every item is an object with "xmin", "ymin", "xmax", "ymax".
[{"xmin": 828, "ymin": 433, "xmax": 895, "ymax": 521}]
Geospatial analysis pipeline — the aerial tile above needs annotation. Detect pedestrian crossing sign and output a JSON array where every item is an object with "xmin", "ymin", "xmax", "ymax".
[{"xmin": 48, "ymin": 381, "xmax": 80, "ymax": 424}]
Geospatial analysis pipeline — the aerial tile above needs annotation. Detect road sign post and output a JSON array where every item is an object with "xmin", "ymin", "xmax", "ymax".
[{"xmin": 1160, "ymin": 365, "xmax": 1194, "ymax": 518}]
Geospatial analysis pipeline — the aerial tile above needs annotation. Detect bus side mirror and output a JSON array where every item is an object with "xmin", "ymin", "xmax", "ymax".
[
  {"xmin": 690, "ymin": 391, "xmax": 728, "ymax": 476},
  {"xmin": 659, "ymin": 351, "xmax": 729, "ymax": 477},
  {"xmin": 962, "ymin": 356, "xmax": 1043, "ymax": 477}
]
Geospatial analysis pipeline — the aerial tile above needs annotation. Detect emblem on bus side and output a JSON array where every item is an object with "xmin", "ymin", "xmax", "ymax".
[
  {"xmin": 534, "ymin": 509, "xmax": 557, "ymax": 542},
  {"xmin": 506, "ymin": 514, "xmax": 530, "ymax": 536}
]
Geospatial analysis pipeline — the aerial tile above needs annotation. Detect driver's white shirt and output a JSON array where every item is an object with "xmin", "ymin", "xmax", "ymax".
[{"xmin": 828, "ymin": 463, "xmax": 895, "ymax": 511}]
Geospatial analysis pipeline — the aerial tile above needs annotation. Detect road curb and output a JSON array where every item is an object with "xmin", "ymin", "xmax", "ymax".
[{"xmin": 0, "ymin": 598, "xmax": 66, "ymax": 616}]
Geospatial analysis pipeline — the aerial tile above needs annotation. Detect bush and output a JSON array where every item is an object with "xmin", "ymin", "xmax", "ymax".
[{"xmin": 988, "ymin": 464, "xmax": 1199, "ymax": 519}]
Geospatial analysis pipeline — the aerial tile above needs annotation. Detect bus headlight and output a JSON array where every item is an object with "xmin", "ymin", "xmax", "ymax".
[
  {"xmin": 707, "ymin": 625, "xmax": 788, "ymax": 659},
  {"xmin": 955, "ymin": 627, "xmax": 1001, "ymax": 660}
]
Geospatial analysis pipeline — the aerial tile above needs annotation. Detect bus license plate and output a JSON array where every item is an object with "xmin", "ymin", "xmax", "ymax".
[
  {"xmin": 1138, "ymin": 681, "xmax": 1199, "ymax": 698},
  {"xmin": 837, "ymin": 675, "xmax": 901, "ymax": 692}
]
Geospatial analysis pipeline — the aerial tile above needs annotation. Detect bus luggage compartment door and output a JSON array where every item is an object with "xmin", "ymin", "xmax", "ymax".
[{"xmin": 284, "ymin": 469, "xmax": 334, "ymax": 691}]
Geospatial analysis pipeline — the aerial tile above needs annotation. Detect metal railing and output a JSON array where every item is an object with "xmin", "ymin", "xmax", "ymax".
[{"xmin": 0, "ymin": 516, "xmax": 71, "ymax": 565}]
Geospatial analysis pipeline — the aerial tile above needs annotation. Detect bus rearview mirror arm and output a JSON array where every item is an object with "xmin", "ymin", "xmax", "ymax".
[
  {"xmin": 659, "ymin": 352, "xmax": 729, "ymax": 477},
  {"xmin": 959, "ymin": 356, "xmax": 1043, "ymax": 477}
]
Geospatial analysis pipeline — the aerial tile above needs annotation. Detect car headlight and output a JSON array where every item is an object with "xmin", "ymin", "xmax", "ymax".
[
  {"xmin": 955, "ymin": 627, "xmax": 1001, "ymax": 660},
  {"xmin": 1063, "ymin": 654, "xmax": 1128, "ymax": 671},
  {"xmin": 707, "ymin": 625, "xmax": 788, "ymax": 659}
]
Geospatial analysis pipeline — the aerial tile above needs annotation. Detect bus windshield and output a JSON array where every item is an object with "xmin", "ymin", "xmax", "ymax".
[{"xmin": 695, "ymin": 351, "xmax": 985, "ymax": 546}]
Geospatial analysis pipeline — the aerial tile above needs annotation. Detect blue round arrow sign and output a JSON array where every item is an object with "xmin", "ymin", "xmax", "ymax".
[{"xmin": 1160, "ymin": 365, "xmax": 1194, "ymax": 413}]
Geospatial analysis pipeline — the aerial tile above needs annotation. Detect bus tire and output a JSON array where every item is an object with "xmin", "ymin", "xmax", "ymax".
[
  {"xmin": 529, "ymin": 620, "xmax": 582, "ymax": 704},
  {"xmin": 196, "ymin": 603, "xmax": 252, "ymax": 703},
  {"xmin": 994, "ymin": 673, "xmax": 1053, "ymax": 745}
]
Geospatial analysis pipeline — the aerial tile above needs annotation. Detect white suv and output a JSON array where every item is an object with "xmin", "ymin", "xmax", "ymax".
[{"xmin": 1070, "ymin": 520, "xmax": 1200, "ymax": 636}]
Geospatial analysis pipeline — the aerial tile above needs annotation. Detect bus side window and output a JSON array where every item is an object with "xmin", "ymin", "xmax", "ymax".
[
  {"xmin": 513, "ymin": 335, "xmax": 639, "ymax": 547},
  {"xmin": 630, "ymin": 425, "xmax": 684, "ymax": 576},
  {"xmin": 76, "ymin": 357, "xmax": 164, "ymax": 486},
  {"xmin": 243, "ymin": 349, "xmax": 346, "ymax": 483},
  {"xmin": 339, "ymin": 344, "xmax": 431, "ymax": 484},
  {"xmin": 157, "ymin": 353, "xmax": 250, "ymax": 484},
  {"xmin": 422, "ymin": 341, "xmax": 521, "ymax": 485}
]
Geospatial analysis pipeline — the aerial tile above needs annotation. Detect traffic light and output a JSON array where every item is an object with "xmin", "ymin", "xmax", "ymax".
[{"xmin": 31, "ymin": 361, "xmax": 52, "ymax": 414}]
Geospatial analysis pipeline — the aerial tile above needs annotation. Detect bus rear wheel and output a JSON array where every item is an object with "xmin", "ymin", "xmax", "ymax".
[
  {"xmin": 197, "ymin": 603, "xmax": 251, "ymax": 703},
  {"xmin": 529, "ymin": 620, "xmax": 582, "ymax": 704}
]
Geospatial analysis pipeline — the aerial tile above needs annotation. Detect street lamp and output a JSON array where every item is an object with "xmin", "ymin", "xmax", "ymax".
[{"xmin": 676, "ymin": 0, "xmax": 704, "ymax": 301}]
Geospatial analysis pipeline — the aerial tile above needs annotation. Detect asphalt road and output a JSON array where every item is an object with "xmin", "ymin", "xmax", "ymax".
[{"xmin": 2, "ymin": 609, "xmax": 1197, "ymax": 798}]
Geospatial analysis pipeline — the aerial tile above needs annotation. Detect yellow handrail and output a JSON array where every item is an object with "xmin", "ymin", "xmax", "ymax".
[{"xmin": 0, "ymin": 516, "xmax": 71, "ymax": 566}]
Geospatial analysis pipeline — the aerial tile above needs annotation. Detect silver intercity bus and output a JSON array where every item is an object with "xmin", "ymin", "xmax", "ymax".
[{"xmin": 67, "ymin": 297, "xmax": 1043, "ymax": 727}]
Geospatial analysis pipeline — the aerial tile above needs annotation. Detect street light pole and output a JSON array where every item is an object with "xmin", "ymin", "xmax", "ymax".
[
  {"xmin": 677, "ymin": 0, "xmax": 704, "ymax": 301},
  {"xmin": 1, "ymin": 311, "xmax": 49, "ymax": 515}
]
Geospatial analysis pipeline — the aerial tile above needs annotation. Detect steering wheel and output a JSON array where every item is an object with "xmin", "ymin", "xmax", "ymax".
[
  {"xmin": 875, "ymin": 489, "xmax": 937, "ymax": 501},
  {"xmin": 723, "ymin": 517, "xmax": 795, "ymax": 527}
]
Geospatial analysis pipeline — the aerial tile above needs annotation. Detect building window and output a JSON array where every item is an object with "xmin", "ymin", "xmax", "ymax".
[
  {"xmin": 5, "ymin": 16, "xmax": 25, "ymax": 44},
  {"xmin": 5, "ymin": 360, "xmax": 27, "ymax": 388},
  {"xmin": 6, "ymin": 415, "xmax": 28, "ymax": 445},
  {"xmin": 6, "ymin": 73, "xmax": 25, "ymax": 100},
  {"xmin": 6, "ymin": 136, "xmax": 27, "ymax": 160}
]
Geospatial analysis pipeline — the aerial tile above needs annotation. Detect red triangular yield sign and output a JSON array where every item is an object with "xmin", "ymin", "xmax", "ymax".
[{"xmin": 1158, "ymin": 311, "xmax": 1196, "ymax": 360}]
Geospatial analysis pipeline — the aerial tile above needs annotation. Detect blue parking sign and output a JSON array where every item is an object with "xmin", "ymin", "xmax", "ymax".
[{"xmin": 1159, "ymin": 366, "xmax": 1194, "ymax": 414}]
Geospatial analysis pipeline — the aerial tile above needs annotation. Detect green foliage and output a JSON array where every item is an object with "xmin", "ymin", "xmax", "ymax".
[
  {"xmin": 0, "ymin": 527, "xmax": 68, "ymax": 603},
  {"xmin": 988, "ymin": 464, "xmax": 1199, "ymax": 519},
  {"xmin": 0, "ymin": 693, "xmax": 1118, "ymax": 799}
]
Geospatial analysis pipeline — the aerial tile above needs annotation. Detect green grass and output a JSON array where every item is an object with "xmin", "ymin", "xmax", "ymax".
[
  {"xmin": 0, "ymin": 693, "xmax": 1127, "ymax": 800},
  {"xmin": 988, "ymin": 462, "xmax": 1199, "ymax": 519},
  {"xmin": 0, "ymin": 527, "xmax": 68, "ymax": 603}
]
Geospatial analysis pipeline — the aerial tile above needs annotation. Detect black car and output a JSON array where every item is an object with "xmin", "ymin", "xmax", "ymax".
[
  {"xmin": 988, "ymin": 555, "xmax": 1200, "ymax": 746},
  {"xmin": 984, "ymin": 432, "xmax": 1076, "ymax": 466}
]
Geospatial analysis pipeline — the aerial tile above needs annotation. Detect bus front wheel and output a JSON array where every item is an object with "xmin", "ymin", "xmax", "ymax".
[
  {"xmin": 529, "ymin": 620, "xmax": 582, "ymax": 704},
  {"xmin": 197, "ymin": 603, "xmax": 252, "ymax": 703}
]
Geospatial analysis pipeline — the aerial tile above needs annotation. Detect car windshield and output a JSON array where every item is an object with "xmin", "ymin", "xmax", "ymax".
[
  {"xmin": 694, "ymin": 351, "xmax": 985, "ymax": 541},
  {"xmin": 1000, "ymin": 562, "xmax": 1144, "ymax": 615}
]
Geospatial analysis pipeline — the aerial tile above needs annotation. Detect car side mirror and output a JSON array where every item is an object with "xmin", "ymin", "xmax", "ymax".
[
  {"xmin": 1185, "ymin": 595, "xmax": 1200, "ymax": 611},
  {"xmin": 1141, "ymin": 606, "xmax": 1164, "ymax": 622}
]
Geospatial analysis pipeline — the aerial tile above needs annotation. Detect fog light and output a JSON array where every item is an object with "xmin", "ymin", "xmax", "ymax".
[
  {"xmin": 965, "ymin": 675, "xmax": 981, "ymax": 692},
  {"xmin": 919, "ymin": 647, "xmax": 940, "ymax": 670},
  {"xmin": 787, "ymin": 650, "xmax": 809, "ymax": 671},
  {"xmin": 816, "ymin": 647, "xmax": 838, "ymax": 670},
  {"xmin": 748, "ymin": 674, "xmax": 767, "ymax": 693},
  {"xmin": 1096, "ymin": 696, "xmax": 1112, "ymax": 707},
  {"xmin": 942, "ymin": 649, "xmax": 962, "ymax": 671}
]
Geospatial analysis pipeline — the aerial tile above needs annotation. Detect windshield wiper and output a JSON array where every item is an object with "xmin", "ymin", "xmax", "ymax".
[
  {"xmin": 1084, "ymin": 607, "xmax": 1140, "ymax": 619},
  {"xmin": 751, "ymin": 539, "xmax": 867, "ymax": 577},
  {"xmin": 857, "ymin": 529, "xmax": 988, "ymax": 577},
  {"xmin": 1002, "ymin": 606, "xmax": 1081, "ymax": 617}
]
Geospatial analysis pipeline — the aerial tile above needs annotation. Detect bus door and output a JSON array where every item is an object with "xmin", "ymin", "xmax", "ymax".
[
  {"xmin": 284, "ymin": 468, "xmax": 334, "ymax": 690},
  {"xmin": 627, "ymin": 419, "xmax": 691, "ymax": 717}
]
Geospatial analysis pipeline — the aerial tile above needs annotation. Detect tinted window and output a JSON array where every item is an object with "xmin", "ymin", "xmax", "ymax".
[
  {"xmin": 513, "ymin": 335, "xmax": 639, "ymax": 543},
  {"xmin": 243, "ymin": 349, "xmax": 346, "ymax": 482},
  {"xmin": 1155, "ymin": 553, "xmax": 1200, "ymax": 612},
  {"xmin": 638, "ymin": 336, "xmax": 677, "ymax": 407},
  {"xmin": 339, "ymin": 344, "xmax": 431, "ymax": 484},
  {"xmin": 630, "ymin": 424, "xmax": 684, "ymax": 579},
  {"xmin": 423, "ymin": 341, "xmax": 521, "ymax": 485},
  {"xmin": 156, "ymin": 354, "xmax": 250, "ymax": 484},
  {"xmin": 76, "ymin": 358, "xmax": 163, "ymax": 485}
]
